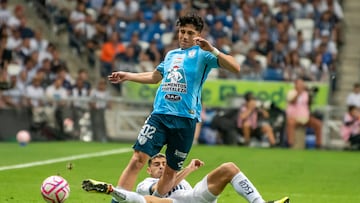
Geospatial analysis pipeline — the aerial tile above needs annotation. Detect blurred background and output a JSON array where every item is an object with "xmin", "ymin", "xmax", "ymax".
[{"xmin": 0, "ymin": 0, "xmax": 358, "ymax": 151}]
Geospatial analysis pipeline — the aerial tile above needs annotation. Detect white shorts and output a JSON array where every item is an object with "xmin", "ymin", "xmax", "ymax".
[{"xmin": 172, "ymin": 176, "xmax": 217, "ymax": 203}]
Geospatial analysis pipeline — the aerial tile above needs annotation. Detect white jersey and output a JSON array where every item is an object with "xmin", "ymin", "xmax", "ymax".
[
  {"xmin": 136, "ymin": 177, "xmax": 192, "ymax": 199},
  {"xmin": 136, "ymin": 176, "xmax": 217, "ymax": 203}
]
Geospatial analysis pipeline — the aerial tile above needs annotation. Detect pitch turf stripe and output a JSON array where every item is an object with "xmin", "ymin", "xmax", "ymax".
[{"xmin": 0, "ymin": 148, "xmax": 132, "ymax": 171}]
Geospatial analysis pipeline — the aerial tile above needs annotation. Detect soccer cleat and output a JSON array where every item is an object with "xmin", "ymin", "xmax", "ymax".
[
  {"xmin": 266, "ymin": 196, "xmax": 290, "ymax": 203},
  {"xmin": 82, "ymin": 179, "xmax": 113, "ymax": 194}
]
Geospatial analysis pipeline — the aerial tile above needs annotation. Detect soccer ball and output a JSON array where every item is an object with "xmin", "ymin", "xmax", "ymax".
[
  {"xmin": 41, "ymin": 175, "xmax": 70, "ymax": 203},
  {"xmin": 16, "ymin": 130, "xmax": 31, "ymax": 146}
]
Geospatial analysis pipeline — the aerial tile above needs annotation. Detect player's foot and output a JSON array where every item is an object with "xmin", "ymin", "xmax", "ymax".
[
  {"xmin": 82, "ymin": 179, "xmax": 113, "ymax": 194},
  {"xmin": 266, "ymin": 196, "xmax": 290, "ymax": 203}
]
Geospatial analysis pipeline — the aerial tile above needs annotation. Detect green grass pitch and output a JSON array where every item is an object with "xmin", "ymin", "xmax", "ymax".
[{"xmin": 0, "ymin": 142, "xmax": 359, "ymax": 203}]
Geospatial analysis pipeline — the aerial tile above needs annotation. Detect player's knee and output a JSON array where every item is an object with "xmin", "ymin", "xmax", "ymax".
[
  {"xmin": 220, "ymin": 162, "xmax": 240, "ymax": 178},
  {"xmin": 129, "ymin": 153, "xmax": 148, "ymax": 170}
]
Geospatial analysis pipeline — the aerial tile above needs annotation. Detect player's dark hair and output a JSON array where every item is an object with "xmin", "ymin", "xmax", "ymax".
[
  {"xmin": 176, "ymin": 12, "xmax": 204, "ymax": 32},
  {"xmin": 148, "ymin": 153, "xmax": 166, "ymax": 166}
]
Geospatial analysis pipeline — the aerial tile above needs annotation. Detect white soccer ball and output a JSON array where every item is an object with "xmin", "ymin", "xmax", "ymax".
[
  {"xmin": 41, "ymin": 175, "xmax": 70, "ymax": 203},
  {"xmin": 16, "ymin": 130, "xmax": 31, "ymax": 145}
]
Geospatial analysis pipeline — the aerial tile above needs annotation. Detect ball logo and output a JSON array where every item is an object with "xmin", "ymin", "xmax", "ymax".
[{"xmin": 41, "ymin": 175, "xmax": 70, "ymax": 203}]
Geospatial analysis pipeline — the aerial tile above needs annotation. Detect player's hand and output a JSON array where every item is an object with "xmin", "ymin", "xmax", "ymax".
[
  {"xmin": 187, "ymin": 159, "xmax": 204, "ymax": 171},
  {"xmin": 108, "ymin": 71, "xmax": 126, "ymax": 83},
  {"xmin": 194, "ymin": 37, "xmax": 213, "ymax": 52}
]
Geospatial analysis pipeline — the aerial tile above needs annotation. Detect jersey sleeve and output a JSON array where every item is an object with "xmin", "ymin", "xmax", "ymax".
[
  {"xmin": 203, "ymin": 50, "xmax": 220, "ymax": 69},
  {"xmin": 135, "ymin": 178, "xmax": 158, "ymax": 196},
  {"xmin": 156, "ymin": 61, "xmax": 165, "ymax": 76}
]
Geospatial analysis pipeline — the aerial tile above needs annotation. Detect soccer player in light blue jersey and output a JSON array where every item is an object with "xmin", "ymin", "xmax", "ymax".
[{"xmin": 107, "ymin": 12, "xmax": 240, "ymax": 199}]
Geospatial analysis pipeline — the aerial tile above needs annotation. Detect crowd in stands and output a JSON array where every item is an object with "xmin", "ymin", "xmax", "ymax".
[
  {"xmin": 40, "ymin": 0, "xmax": 343, "ymax": 86},
  {"xmin": 0, "ymin": 0, "xmax": 112, "ymax": 140},
  {"xmin": 0, "ymin": 0, "xmax": 349, "ymax": 146}
]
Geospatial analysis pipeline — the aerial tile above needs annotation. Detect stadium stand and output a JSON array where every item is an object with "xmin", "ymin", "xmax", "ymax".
[{"xmin": 1, "ymin": 0, "xmax": 355, "ymax": 149}]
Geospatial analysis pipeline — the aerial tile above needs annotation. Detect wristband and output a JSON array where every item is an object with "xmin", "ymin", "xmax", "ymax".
[{"xmin": 211, "ymin": 48, "xmax": 220, "ymax": 57}]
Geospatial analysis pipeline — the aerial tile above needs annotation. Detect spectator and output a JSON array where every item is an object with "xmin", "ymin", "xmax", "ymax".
[
  {"xmin": 126, "ymin": 32, "xmax": 142, "ymax": 60},
  {"xmin": 313, "ymin": 30, "xmax": 337, "ymax": 60},
  {"xmin": 89, "ymin": 78, "xmax": 111, "ymax": 142},
  {"xmin": 292, "ymin": 0, "xmax": 315, "ymax": 19},
  {"xmin": 308, "ymin": 52, "xmax": 329, "ymax": 82},
  {"xmin": 93, "ymin": 4, "xmax": 112, "ymax": 42},
  {"xmin": 232, "ymin": 31, "xmax": 254, "ymax": 55},
  {"xmin": 346, "ymin": 83, "xmax": 360, "ymax": 108},
  {"xmin": 240, "ymin": 48, "xmax": 262, "ymax": 80},
  {"xmin": 7, "ymin": 4, "xmax": 24, "ymax": 29},
  {"xmin": 50, "ymin": 48, "xmax": 67, "ymax": 74},
  {"xmin": 70, "ymin": 77, "xmax": 90, "ymax": 137},
  {"xmin": 255, "ymin": 31, "xmax": 273, "ymax": 56},
  {"xmin": 55, "ymin": 67, "xmax": 73, "ymax": 93},
  {"xmin": 99, "ymin": 32, "xmax": 125, "ymax": 78},
  {"xmin": 2, "ymin": 74, "xmax": 24, "ymax": 108},
  {"xmin": 284, "ymin": 50, "xmax": 312, "ymax": 81},
  {"xmin": 45, "ymin": 77, "xmax": 69, "ymax": 139},
  {"xmin": 159, "ymin": 0, "xmax": 177, "ymax": 24},
  {"xmin": 289, "ymin": 30, "xmax": 312, "ymax": 58},
  {"xmin": 145, "ymin": 40, "xmax": 162, "ymax": 66},
  {"xmin": 114, "ymin": 0, "xmax": 139, "ymax": 22},
  {"xmin": 68, "ymin": 1, "xmax": 86, "ymax": 32},
  {"xmin": 30, "ymin": 30, "xmax": 49, "ymax": 53},
  {"xmin": 114, "ymin": 44, "xmax": 139, "ymax": 72},
  {"xmin": 274, "ymin": 0, "xmax": 294, "ymax": 24},
  {"xmin": 18, "ymin": 16, "xmax": 34, "ymax": 39},
  {"xmin": 138, "ymin": 51, "xmax": 155, "ymax": 72},
  {"xmin": 285, "ymin": 78, "xmax": 322, "ymax": 148},
  {"xmin": 237, "ymin": 92, "xmax": 276, "ymax": 147},
  {"xmin": 256, "ymin": 2, "xmax": 273, "ymax": 25},
  {"xmin": 0, "ymin": 0, "xmax": 12, "ymax": 26},
  {"xmin": 25, "ymin": 75, "xmax": 46, "ymax": 126},
  {"xmin": 76, "ymin": 68, "xmax": 91, "ymax": 91},
  {"xmin": 341, "ymin": 105, "xmax": 360, "ymax": 150}
]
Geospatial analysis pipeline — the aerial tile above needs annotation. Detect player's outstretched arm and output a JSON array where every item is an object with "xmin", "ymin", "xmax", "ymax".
[
  {"xmin": 108, "ymin": 69, "xmax": 162, "ymax": 84},
  {"xmin": 174, "ymin": 159, "xmax": 204, "ymax": 186},
  {"xmin": 194, "ymin": 37, "xmax": 240, "ymax": 73},
  {"xmin": 150, "ymin": 159, "xmax": 204, "ymax": 194}
]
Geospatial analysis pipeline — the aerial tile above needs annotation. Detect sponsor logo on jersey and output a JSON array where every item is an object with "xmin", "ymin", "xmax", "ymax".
[
  {"xmin": 162, "ymin": 65, "xmax": 187, "ymax": 93},
  {"xmin": 164, "ymin": 94, "xmax": 181, "ymax": 101},
  {"xmin": 188, "ymin": 49, "xmax": 196, "ymax": 58}
]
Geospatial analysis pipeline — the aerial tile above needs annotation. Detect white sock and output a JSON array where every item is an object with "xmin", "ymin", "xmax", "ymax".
[
  {"xmin": 111, "ymin": 187, "xmax": 146, "ymax": 203},
  {"xmin": 231, "ymin": 172, "xmax": 265, "ymax": 203}
]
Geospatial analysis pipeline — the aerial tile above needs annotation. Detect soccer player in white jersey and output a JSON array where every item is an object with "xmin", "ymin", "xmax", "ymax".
[
  {"xmin": 82, "ymin": 153, "xmax": 289, "ymax": 203},
  {"xmin": 107, "ymin": 12, "xmax": 240, "ymax": 200}
]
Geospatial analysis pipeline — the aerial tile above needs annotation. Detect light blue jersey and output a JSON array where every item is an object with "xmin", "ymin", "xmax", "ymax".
[{"xmin": 152, "ymin": 45, "xmax": 219, "ymax": 121}]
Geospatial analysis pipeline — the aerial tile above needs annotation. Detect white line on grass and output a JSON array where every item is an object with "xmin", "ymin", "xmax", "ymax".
[{"xmin": 0, "ymin": 148, "xmax": 133, "ymax": 172}]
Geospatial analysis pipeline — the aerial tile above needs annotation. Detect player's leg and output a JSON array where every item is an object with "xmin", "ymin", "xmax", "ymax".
[
  {"xmin": 155, "ymin": 115, "xmax": 197, "ymax": 196},
  {"xmin": 206, "ymin": 162, "xmax": 266, "ymax": 203},
  {"xmin": 144, "ymin": 195, "xmax": 174, "ymax": 203},
  {"xmin": 118, "ymin": 114, "xmax": 167, "ymax": 190},
  {"xmin": 82, "ymin": 179, "xmax": 173, "ymax": 203},
  {"xmin": 116, "ymin": 150, "xmax": 150, "ymax": 190},
  {"xmin": 205, "ymin": 163, "xmax": 289, "ymax": 203},
  {"xmin": 154, "ymin": 165, "xmax": 177, "ymax": 197}
]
